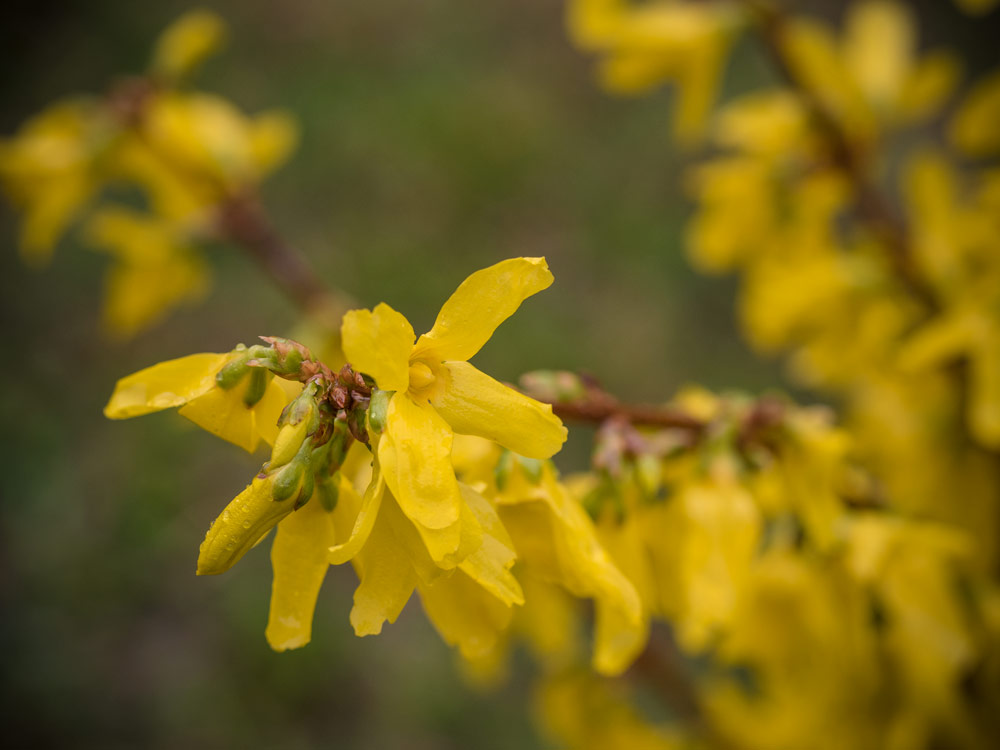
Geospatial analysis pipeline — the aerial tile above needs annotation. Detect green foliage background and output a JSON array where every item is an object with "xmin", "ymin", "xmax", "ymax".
[{"xmin": 1, "ymin": 0, "xmax": 996, "ymax": 747}]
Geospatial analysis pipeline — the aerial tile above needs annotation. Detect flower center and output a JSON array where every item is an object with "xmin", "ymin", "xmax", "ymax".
[{"xmin": 408, "ymin": 361, "xmax": 436, "ymax": 392}]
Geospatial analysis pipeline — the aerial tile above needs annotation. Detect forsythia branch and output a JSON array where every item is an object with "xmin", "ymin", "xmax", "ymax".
[{"xmin": 215, "ymin": 192, "xmax": 352, "ymax": 320}]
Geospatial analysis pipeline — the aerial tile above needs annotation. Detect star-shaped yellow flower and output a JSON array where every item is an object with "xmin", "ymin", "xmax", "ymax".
[{"xmin": 340, "ymin": 257, "xmax": 568, "ymax": 565}]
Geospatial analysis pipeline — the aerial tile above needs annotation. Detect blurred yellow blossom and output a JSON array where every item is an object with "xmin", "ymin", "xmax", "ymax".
[{"xmin": 568, "ymin": 0, "xmax": 743, "ymax": 142}]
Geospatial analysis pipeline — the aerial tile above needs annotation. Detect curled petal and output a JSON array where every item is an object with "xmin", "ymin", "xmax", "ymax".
[
  {"xmin": 328, "ymin": 466, "xmax": 385, "ymax": 565},
  {"xmin": 104, "ymin": 352, "xmax": 229, "ymax": 418},
  {"xmin": 412, "ymin": 257, "xmax": 554, "ymax": 362},
  {"xmin": 265, "ymin": 495, "xmax": 336, "ymax": 651},
  {"xmin": 341, "ymin": 303, "xmax": 413, "ymax": 391},
  {"xmin": 349, "ymin": 501, "xmax": 419, "ymax": 637},
  {"xmin": 458, "ymin": 484, "xmax": 523, "ymax": 607},
  {"xmin": 419, "ymin": 572, "xmax": 515, "ymax": 660},
  {"xmin": 432, "ymin": 361, "xmax": 567, "ymax": 459}
]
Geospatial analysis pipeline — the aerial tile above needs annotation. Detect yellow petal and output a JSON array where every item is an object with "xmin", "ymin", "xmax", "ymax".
[
  {"xmin": 265, "ymin": 495, "xmax": 336, "ymax": 651},
  {"xmin": 249, "ymin": 110, "xmax": 298, "ymax": 177},
  {"xmin": 950, "ymin": 69, "xmax": 1000, "ymax": 157},
  {"xmin": 102, "ymin": 256, "xmax": 208, "ymax": 340},
  {"xmin": 418, "ymin": 571, "xmax": 514, "ymax": 660},
  {"xmin": 457, "ymin": 484, "xmax": 524, "ymax": 606},
  {"xmin": 197, "ymin": 475, "xmax": 293, "ymax": 576},
  {"xmin": 594, "ymin": 591, "xmax": 650, "ymax": 676},
  {"xmin": 19, "ymin": 173, "xmax": 92, "ymax": 265},
  {"xmin": 381, "ymin": 419, "xmax": 479, "ymax": 568},
  {"xmin": 970, "ymin": 336, "xmax": 1000, "ymax": 448},
  {"xmin": 431, "ymin": 361, "xmax": 567, "ymax": 459},
  {"xmin": 178, "ymin": 376, "xmax": 264, "ymax": 453},
  {"xmin": 412, "ymin": 257, "xmax": 554, "ymax": 362},
  {"xmin": 417, "ymin": 499, "xmax": 483, "ymax": 570},
  {"xmin": 151, "ymin": 9, "xmax": 227, "ymax": 81},
  {"xmin": 843, "ymin": 0, "xmax": 914, "ymax": 109},
  {"xmin": 380, "ymin": 393, "xmax": 462, "ymax": 529},
  {"xmin": 896, "ymin": 52, "xmax": 960, "ymax": 124},
  {"xmin": 328, "ymin": 465, "xmax": 385, "ymax": 565},
  {"xmin": 349, "ymin": 503, "xmax": 419, "ymax": 637},
  {"xmin": 104, "ymin": 352, "xmax": 229, "ymax": 419},
  {"xmin": 254, "ymin": 376, "xmax": 299, "ymax": 447},
  {"xmin": 498, "ymin": 469, "xmax": 644, "ymax": 675},
  {"xmin": 340, "ymin": 303, "xmax": 413, "ymax": 391},
  {"xmin": 783, "ymin": 18, "xmax": 873, "ymax": 140},
  {"xmin": 898, "ymin": 314, "xmax": 976, "ymax": 372}
]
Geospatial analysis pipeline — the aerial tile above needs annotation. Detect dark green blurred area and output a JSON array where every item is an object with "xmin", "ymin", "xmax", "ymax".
[{"xmin": 2, "ymin": 1, "xmax": 997, "ymax": 747}]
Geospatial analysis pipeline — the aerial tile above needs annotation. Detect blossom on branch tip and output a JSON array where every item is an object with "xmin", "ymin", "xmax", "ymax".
[{"xmin": 340, "ymin": 256, "xmax": 568, "ymax": 565}]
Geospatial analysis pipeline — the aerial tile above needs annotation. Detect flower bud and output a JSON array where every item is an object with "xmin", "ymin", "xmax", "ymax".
[
  {"xmin": 216, "ymin": 350, "xmax": 251, "ymax": 389},
  {"xmin": 367, "ymin": 389, "xmax": 392, "ymax": 435},
  {"xmin": 316, "ymin": 473, "xmax": 339, "ymax": 512},
  {"xmin": 197, "ymin": 476, "xmax": 294, "ymax": 576},
  {"xmin": 272, "ymin": 460, "xmax": 306, "ymax": 503},
  {"xmin": 242, "ymin": 367, "xmax": 268, "ymax": 408},
  {"xmin": 270, "ymin": 415, "xmax": 312, "ymax": 469},
  {"xmin": 293, "ymin": 470, "xmax": 315, "ymax": 510}
]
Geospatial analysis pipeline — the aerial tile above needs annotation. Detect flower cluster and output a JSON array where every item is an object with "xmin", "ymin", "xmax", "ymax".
[
  {"xmin": 106, "ymin": 259, "xmax": 615, "ymax": 657},
  {"xmin": 559, "ymin": 0, "xmax": 1000, "ymax": 748},
  {"xmin": 0, "ymin": 10, "xmax": 297, "ymax": 336}
]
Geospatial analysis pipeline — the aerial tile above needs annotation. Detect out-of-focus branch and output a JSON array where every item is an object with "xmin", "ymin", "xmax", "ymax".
[
  {"xmin": 550, "ymin": 392, "xmax": 706, "ymax": 432},
  {"xmin": 215, "ymin": 192, "xmax": 351, "ymax": 321},
  {"xmin": 738, "ymin": 0, "xmax": 937, "ymax": 310}
]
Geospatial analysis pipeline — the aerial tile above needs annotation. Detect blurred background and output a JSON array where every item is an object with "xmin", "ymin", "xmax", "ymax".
[{"xmin": 1, "ymin": 1, "xmax": 998, "ymax": 747}]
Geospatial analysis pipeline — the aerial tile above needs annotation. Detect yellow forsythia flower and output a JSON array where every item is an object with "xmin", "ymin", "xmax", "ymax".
[
  {"xmin": 783, "ymin": 0, "xmax": 959, "ymax": 139},
  {"xmin": 0, "ymin": 99, "xmax": 110, "ymax": 264},
  {"xmin": 450, "ymin": 435, "xmax": 645, "ymax": 675},
  {"xmin": 340, "ymin": 257, "xmax": 567, "ymax": 565},
  {"xmin": 568, "ymin": 0, "xmax": 742, "ymax": 142}
]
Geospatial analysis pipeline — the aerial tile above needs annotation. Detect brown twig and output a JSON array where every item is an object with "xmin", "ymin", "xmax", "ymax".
[
  {"xmin": 550, "ymin": 395, "xmax": 706, "ymax": 432},
  {"xmin": 738, "ymin": 0, "xmax": 937, "ymax": 310},
  {"xmin": 215, "ymin": 192, "xmax": 352, "ymax": 320}
]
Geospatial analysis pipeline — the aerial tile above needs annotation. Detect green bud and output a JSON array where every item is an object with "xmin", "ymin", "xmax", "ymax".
[
  {"xmin": 326, "ymin": 420, "xmax": 349, "ymax": 473},
  {"xmin": 280, "ymin": 382, "xmax": 319, "ymax": 428},
  {"xmin": 271, "ymin": 416, "xmax": 312, "ymax": 469},
  {"xmin": 316, "ymin": 473, "xmax": 339, "ymax": 512},
  {"xmin": 272, "ymin": 460, "xmax": 306, "ymax": 502},
  {"xmin": 279, "ymin": 345, "xmax": 303, "ymax": 375},
  {"xmin": 242, "ymin": 367, "xmax": 268, "ymax": 408},
  {"xmin": 294, "ymin": 469, "xmax": 315, "ymax": 509},
  {"xmin": 494, "ymin": 450, "xmax": 515, "ymax": 492},
  {"xmin": 216, "ymin": 350, "xmax": 251, "ymax": 389},
  {"xmin": 517, "ymin": 456, "xmax": 544, "ymax": 484},
  {"xmin": 368, "ymin": 389, "xmax": 392, "ymax": 435}
]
